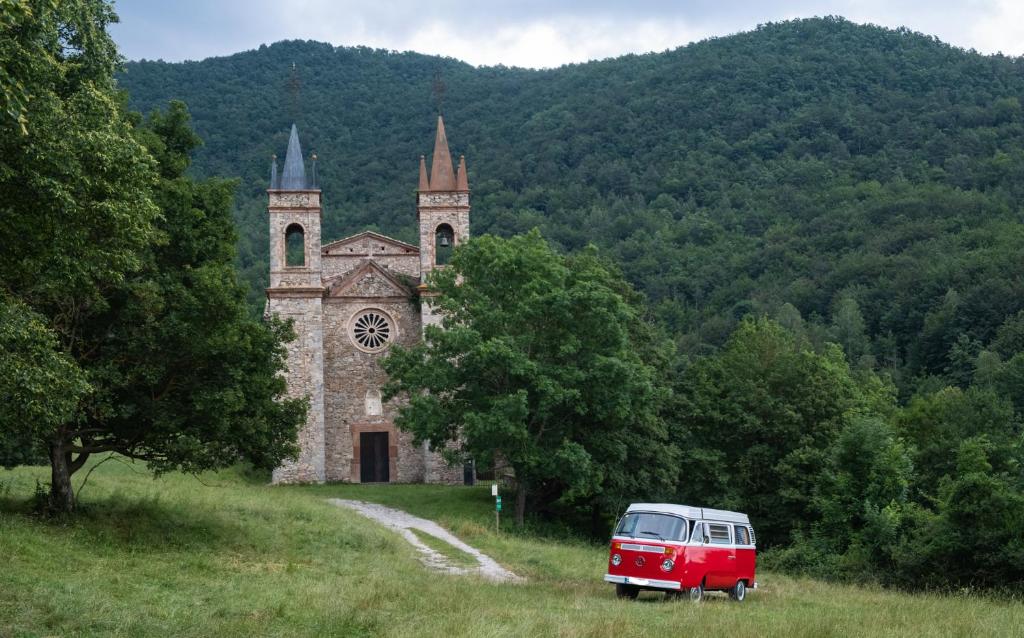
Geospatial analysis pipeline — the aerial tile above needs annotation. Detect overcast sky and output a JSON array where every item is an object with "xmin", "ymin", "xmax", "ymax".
[{"xmin": 109, "ymin": 1, "xmax": 1024, "ymax": 68}]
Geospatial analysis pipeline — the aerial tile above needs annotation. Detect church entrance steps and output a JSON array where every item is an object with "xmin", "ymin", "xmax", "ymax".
[{"xmin": 328, "ymin": 498, "xmax": 524, "ymax": 583}]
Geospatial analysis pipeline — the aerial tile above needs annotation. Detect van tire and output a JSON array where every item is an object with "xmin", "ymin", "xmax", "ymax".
[
  {"xmin": 729, "ymin": 580, "xmax": 746, "ymax": 602},
  {"xmin": 616, "ymin": 584, "xmax": 640, "ymax": 600},
  {"xmin": 687, "ymin": 584, "xmax": 704, "ymax": 602}
]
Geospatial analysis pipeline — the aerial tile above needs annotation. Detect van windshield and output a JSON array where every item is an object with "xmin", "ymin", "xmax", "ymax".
[{"xmin": 615, "ymin": 512, "xmax": 688, "ymax": 542}]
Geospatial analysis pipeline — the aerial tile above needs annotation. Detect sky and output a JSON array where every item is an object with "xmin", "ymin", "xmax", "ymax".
[{"xmin": 109, "ymin": 1, "xmax": 1024, "ymax": 68}]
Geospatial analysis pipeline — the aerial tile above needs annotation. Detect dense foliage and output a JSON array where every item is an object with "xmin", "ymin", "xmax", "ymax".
[
  {"xmin": 0, "ymin": 1, "xmax": 303, "ymax": 512},
  {"xmin": 4, "ymin": 5, "xmax": 1021, "ymax": 587},
  {"xmin": 680, "ymin": 318, "xmax": 1023, "ymax": 588},
  {"xmin": 118, "ymin": 17, "xmax": 1024, "ymax": 394},
  {"xmin": 116, "ymin": 16, "xmax": 1024, "ymax": 587},
  {"xmin": 383, "ymin": 232, "xmax": 676, "ymax": 528}
]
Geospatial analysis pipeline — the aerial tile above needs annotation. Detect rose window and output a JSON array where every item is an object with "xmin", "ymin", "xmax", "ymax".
[{"xmin": 351, "ymin": 311, "xmax": 393, "ymax": 351}]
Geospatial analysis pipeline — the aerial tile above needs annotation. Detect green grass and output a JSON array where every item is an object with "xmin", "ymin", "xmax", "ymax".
[
  {"xmin": 1, "ymin": 457, "xmax": 1022, "ymax": 637},
  {"xmin": 407, "ymin": 529, "xmax": 478, "ymax": 568}
]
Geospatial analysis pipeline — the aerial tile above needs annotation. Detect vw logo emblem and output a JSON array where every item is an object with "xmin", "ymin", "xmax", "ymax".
[{"xmin": 635, "ymin": 556, "xmax": 645, "ymax": 567}]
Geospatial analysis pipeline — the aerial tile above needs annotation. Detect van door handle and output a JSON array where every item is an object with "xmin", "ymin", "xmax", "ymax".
[{"xmin": 728, "ymin": 556, "xmax": 735, "ymax": 560}]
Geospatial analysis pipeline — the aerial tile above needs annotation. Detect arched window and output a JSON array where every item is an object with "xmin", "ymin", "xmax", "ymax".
[
  {"xmin": 285, "ymin": 223, "xmax": 305, "ymax": 267},
  {"xmin": 435, "ymin": 224, "xmax": 454, "ymax": 265}
]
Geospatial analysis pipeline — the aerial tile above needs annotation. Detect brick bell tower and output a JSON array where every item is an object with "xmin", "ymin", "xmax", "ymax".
[
  {"xmin": 417, "ymin": 115, "xmax": 470, "ymax": 330},
  {"xmin": 266, "ymin": 123, "xmax": 326, "ymax": 484}
]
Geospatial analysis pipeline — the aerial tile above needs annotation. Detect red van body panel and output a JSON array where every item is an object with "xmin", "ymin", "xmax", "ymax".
[
  {"xmin": 735, "ymin": 547, "xmax": 757, "ymax": 583},
  {"xmin": 607, "ymin": 539, "xmax": 681, "ymax": 585},
  {"xmin": 604, "ymin": 504, "xmax": 757, "ymax": 596},
  {"xmin": 690, "ymin": 544, "xmax": 735, "ymax": 588}
]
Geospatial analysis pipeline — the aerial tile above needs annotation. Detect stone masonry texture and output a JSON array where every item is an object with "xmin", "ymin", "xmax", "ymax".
[{"xmin": 267, "ymin": 122, "xmax": 470, "ymax": 486}]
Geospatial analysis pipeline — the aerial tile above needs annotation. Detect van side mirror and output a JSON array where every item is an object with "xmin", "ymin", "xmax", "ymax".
[{"xmin": 703, "ymin": 535, "xmax": 710, "ymax": 544}]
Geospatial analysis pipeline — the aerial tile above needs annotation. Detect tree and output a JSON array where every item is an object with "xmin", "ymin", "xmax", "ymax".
[
  {"xmin": 830, "ymin": 294, "xmax": 870, "ymax": 365},
  {"xmin": 35, "ymin": 102, "xmax": 305, "ymax": 512},
  {"xmin": 0, "ymin": 0, "xmax": 160, "ymax": 511},
  {"xmin": 673, "ymin": 317, "xmax": 896, "ymax": 545},
  {"xmin": 0, "ymin": 0, "xmax": 305, "ymax": 512},
  {"xmin": 0, "ymin": 295, "xmax": 89, "ymax": 469},
  {"xmin": 896, "ymin": 386, "xmax": 1019, "ymax": 500},
  {"xmin": 383, "ymin": 230, "xmax": 675, "ymax": 526}
]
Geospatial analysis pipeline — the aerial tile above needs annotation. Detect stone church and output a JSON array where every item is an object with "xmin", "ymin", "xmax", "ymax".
[{"xmin": 266, "ymin": 116, "xmax": 467, "ymax": 485}]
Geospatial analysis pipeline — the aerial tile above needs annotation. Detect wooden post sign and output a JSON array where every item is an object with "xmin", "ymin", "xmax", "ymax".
[{"xmin": 492, "ymin": 484, "xmax": 500, "ymax": 534}]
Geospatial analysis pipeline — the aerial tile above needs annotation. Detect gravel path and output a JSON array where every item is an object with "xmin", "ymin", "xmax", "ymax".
[{"xmin": 328, "ymin": 498, "xmax": 524, "ymax": 583}]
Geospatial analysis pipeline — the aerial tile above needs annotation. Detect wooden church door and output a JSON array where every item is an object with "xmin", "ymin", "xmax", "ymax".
[{"xmin": 360, "ymin": 432, "xmax": 390, "ymax": 483}]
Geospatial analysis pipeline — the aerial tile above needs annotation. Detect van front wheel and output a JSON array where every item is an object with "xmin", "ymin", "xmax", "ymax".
[
  {"xmin": 687, "ymin": 585, "xmax": 703, "ymax": 602},
  {"xmin": 730, "ymin": 580, "xmax": 746, "ymax": 602},
  {"xmin": 616, "ymin": 584, "xmax": 640, "ymax": 600}
]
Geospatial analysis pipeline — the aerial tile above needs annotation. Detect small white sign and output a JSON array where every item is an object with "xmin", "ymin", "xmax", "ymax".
[{"xmin": 491, "ymin": 483, "xmax": 498, "ymax": 497}]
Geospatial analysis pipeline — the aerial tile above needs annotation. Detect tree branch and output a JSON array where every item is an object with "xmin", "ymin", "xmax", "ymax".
[{"xmin": 75, "ymin": 453, "xmax": 114, "ymax": 498}]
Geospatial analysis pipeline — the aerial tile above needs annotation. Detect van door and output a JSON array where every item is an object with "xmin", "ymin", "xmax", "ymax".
[
  {"xmin": 704, "ymin": 522, "xmax": 736, "ymax": 588},
  {"xmin": 733, "ymin": 524, "xmax": 756, "ymax": 583}
]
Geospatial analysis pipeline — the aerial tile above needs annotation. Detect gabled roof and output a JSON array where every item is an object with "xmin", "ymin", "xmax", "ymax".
[
  {"xmin": 321, "ymin": 230, "xmax": 419, "ymax": 256},
  {"xmin": 324, "ymin": 259, "xmax": 415, "ymax": 299}
]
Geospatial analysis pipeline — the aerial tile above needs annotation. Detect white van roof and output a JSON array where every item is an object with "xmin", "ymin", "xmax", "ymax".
[{"xmin": 626, "ymin": 503, "xmax": 750, "ymax": 525}]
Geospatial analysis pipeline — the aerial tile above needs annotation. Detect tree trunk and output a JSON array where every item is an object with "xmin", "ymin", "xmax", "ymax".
[
  {"xmin": 515, "ymin": 479, "xmax": 527, "ymax": 526},
  {"xmin": 48, "ymin": 443, "xmax": 75, "ymax": 513}
]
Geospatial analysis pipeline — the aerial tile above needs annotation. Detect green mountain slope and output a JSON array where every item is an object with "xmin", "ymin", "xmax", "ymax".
[{"xmin": 117, "ymin": 17, "xmax": 1024, "ymax": 387}]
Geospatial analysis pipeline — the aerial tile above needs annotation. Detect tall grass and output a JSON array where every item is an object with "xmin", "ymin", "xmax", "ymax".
[{"xmin": 1, "ymin": 457, "xmax": 1021, "ymax": 637}]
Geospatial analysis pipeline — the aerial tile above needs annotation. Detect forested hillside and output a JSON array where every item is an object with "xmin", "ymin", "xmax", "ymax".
[{"xmin": 118, "ymin": 16, "xmax": 1024, "ymax": 394}]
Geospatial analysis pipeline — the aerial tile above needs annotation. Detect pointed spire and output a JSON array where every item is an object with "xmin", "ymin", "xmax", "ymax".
[
  {"xmin": 455, "ymin": 154, "xmax": 468, "ymax": 191},
  {"xmin": 418, "ymin": 155, "xmax": 429, "ymax": 191},
  {"xmin": 280, "ymin": 123, "xmax": 307, "ymax": 190},
  {"xmin": 270, "ymin": 154, "xmax": 279, "ymax": 189},
  {"xmin": 428, "ymin": 115, "xmax": 456, "ymax": 191}
]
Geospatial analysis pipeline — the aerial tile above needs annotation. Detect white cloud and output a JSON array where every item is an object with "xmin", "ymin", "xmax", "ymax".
[
  {"xmin": 968, "ymin": 0, "xmax": 1024, "ymax": 55},
  {"xmin": 110, "ymin": 1, "xmax": 1024, "ymax": 64},
  {"xmin": 401, "ymin": 17, "xmax": 709, "ymax": 68}
]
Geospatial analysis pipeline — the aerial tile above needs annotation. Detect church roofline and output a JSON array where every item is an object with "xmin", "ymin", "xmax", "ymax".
[
  {"xmin": 321, "ymin": 230, "xmax": 420, "ymax": 254},
  {"xmin": 323, "ymin": 259, "xmax": 416, "ymax": 298}
]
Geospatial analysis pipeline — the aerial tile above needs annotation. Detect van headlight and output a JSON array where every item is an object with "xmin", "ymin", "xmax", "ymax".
[
  {"xmin": 611, "ymin": 554, "xmax": 622, "ymax": 566},
  {"xmin": 660, "ymin": 559, "xmax": 674, "ymax": 572}
]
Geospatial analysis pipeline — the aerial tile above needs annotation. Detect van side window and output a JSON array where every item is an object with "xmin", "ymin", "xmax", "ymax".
[
  {"xmin": 690, "ymin": 521, "xmax": 706, "ymax": 543},
  {"xmin": 707, "ymin": 523, "xmax": 731, "ymax": 545},
  {"xmin": 734, "ymin": 525, "xmax": 750, "ymax": 545}
]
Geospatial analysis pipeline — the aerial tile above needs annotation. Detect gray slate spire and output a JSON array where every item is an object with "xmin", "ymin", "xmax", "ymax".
[{"xmin": 280, "ymin": 123, "xmax": 307, "ymax": 189}]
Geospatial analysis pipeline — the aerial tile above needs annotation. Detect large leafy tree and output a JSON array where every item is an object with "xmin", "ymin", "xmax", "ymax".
[
  {"xmin": 54, "ymin": 101, "xmax": 305, "ymax": 509},
  {"xmin": 0, "ymin": 0, "xmax": 158, "ymax": 511},
  {"xmin": 0, "ymin": 1, "xmax": 303, "ymax": 512},
  {"xmin": 673, "ymin": 317, "xmax": 896, "ymax": 546},
  {"xmin": 383, "ymin": 231, "xmax": 675, "ymax": 526}
]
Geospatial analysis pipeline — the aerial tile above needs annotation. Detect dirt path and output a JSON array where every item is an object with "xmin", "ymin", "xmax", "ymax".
[{"xmin": 328, "ymin": 498, "xmax": 524, "ymax": 583}]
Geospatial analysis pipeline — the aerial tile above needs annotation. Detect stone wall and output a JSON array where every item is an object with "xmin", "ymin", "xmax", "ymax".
[
  {"xmin": 321, "ymin": 233, "xmax": 420, "ymax": 280},
  {"xmin": 269, "ymin": 294, "xmax": 326, "ymax": 484},
  {"xmin": 322, "ymin": 295, "xmax": 426, "ymax": 482},
  {"xmin": 322, "ymin": 253, "xmax": 420, "ymax": 281},
  {"xmin": 417, "ymin": 194, "xmax": 470, "ymax": 283},
  {"xmin": 268, "ymin": 190, "xmax": 322, "ymax": 289},
  {"xmin": 424, "ymin": 441, "xmax": 465, "ymax": 485}
]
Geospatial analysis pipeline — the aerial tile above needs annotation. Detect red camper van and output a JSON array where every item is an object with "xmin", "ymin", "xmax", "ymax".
[{"xmin": 604, "ymin": 503, "xmax": 757, "ymax": 602}]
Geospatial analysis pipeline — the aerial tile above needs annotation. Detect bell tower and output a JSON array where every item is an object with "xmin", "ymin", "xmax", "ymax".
[
  {"xmin": 266, "ymin": 123, "xmax": 326, "ymax": 484},
  {"xmin": 417, "ymin": 115, "xmax": 470, "ymax": 329}
]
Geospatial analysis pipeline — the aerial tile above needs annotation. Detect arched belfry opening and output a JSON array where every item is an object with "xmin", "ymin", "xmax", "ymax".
[
  {"xmin": 285, "ymin": 223, "xmax": 305, "ymax": 267},
  {"xmin": 435, "ymin": 224, "xmax": 454, "ymax": 265}
]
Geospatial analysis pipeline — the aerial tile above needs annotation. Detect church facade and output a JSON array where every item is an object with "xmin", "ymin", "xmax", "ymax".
[{"xmin": 266, "ymin": 117, "xmax": 467, "ymax": 485}]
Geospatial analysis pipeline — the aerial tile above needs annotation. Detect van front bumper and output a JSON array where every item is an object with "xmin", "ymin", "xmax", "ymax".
[{"xmin": 604, "ymin": 574, "xmax": 682, "ymax": 590}]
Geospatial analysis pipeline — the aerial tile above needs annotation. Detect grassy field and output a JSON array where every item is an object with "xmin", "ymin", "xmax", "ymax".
[{"xmin": 1, "ymin": 458, "xmax": 1022, "ymax": 637}]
